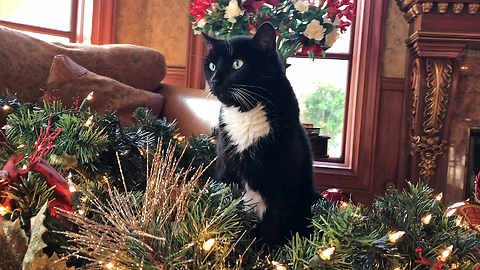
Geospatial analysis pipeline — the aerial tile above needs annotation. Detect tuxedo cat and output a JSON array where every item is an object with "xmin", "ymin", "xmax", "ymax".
[{"xmin": 203, "ymin": 23, "xmax": 319, "ymax": 248}]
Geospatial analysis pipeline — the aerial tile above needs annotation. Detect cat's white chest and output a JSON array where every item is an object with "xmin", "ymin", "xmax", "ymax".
[
  {"xmin": 243, "ymin": 183, "xmax": 266, "ymax": 220},
  {"xmin": 221, "ymin": 104, "xmax": 270, "ymax": 153}
]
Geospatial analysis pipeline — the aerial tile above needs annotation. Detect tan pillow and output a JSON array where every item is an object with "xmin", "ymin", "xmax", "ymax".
[
  {"xmin": 41, "ymin": 54, "xmax": 164, "ymax": 126},
  {"xmin": 0, "ymin": 26, "xmax": 166, "ymax": 103}
]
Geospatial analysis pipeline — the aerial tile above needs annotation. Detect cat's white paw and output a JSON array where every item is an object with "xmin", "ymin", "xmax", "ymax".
[{"xmin": 243, "ymin": 183, "xmax": 267, "ymax": 220}]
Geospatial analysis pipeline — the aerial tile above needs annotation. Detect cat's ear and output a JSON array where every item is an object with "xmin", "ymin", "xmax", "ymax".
[
  {"xmin": 251, "ymin": 22, "xmax": 277, "ymax": 53},
  {"xmin": 202, "ymin": 32, "xmax": 221, "ymax": 48}
]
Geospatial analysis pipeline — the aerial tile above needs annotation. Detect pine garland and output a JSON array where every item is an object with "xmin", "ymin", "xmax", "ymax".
[
  {"xmin": 0, "ymin": 95, "xmax": 217, "ymax": 191},
  {"xmin": 2, "ymin": 96, "xmax": 480, "ymax": 269}
]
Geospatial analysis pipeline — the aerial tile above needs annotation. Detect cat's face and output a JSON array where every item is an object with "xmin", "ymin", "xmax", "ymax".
[{"xmin": 203, "ymin": 23, "xmax": 283, "ymax": 111}]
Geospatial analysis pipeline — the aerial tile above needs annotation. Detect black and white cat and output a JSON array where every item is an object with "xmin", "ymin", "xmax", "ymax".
[{"xmin": 203, "ymin": 23, "xmax": 320, "ymax": 248}]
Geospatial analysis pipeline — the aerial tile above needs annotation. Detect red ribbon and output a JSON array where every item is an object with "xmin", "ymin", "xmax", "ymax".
[{"xmin": 0, "ymin": 153, "xmax": 73, "ymax": 219}]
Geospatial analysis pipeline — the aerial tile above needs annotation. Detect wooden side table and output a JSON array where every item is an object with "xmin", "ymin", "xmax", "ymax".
[{"xmin": 309, "ymin": 135, "xmax": 330, "ymax": 159}]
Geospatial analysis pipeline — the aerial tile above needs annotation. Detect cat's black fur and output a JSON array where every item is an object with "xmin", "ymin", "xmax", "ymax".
[{"xmin": 203, "ymin": 23, "xmax": 320, "ymax": 248}]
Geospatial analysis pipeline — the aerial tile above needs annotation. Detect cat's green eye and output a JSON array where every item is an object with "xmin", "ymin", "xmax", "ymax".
[
  {"xmin": 232, "ymin": 59, "xmax": 243, "ymax": 70},
  {"xmin": 209, "ymin": 62, "xmax": 216, "ymax": 71}
]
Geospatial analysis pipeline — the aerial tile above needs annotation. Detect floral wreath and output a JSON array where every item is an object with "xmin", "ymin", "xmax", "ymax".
[{"xmin": 188, "ymin": 0, "xmax": 355, "ymax": 60}]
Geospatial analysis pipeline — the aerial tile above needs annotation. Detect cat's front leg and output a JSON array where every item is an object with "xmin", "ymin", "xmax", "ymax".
[{"xmin": 215, "ymin": 157, "xmax": 241, "ymax": 185}]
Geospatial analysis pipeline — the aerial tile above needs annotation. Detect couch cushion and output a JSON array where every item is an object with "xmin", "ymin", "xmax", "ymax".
[
  {"xmin": 42, "ymin": 54, "xmax": 164, "ymax": 126},
  {"xmin": 0, "ymin": 26, "xmax": 166, "ymax": 103}
]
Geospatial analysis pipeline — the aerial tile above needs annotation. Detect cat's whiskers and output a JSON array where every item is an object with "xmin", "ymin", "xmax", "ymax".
[
  {"xmin": 203, "ymin": 91, "xmax": 213, "ymax": 100},
  {"xmin": 199, "ymin": 87, "xmax": 210, "ymax": 99},
  {"xmin": 230, "ymin": 88, "xmax": 255, "ymax": 110},
  {"xmin": 230, "ymin": 87, "xmax": 258, "ymax": 110},
  {"xmin": 236, "ymin": 92, "xmax": 255, "ymax": 110},
  {"xmin": 232, "ymin": 84, "xmax": 273, "ymax": 96},
  {"xmin": 189, "ymin": 53, "xmax": 208, "ymax": 61},
  {"xmin": 234, "ymin": 87, "xmax": 275, "ymax": 107},
  {"xmin": 234, "ymin": 89, "xmax": 257, "ymax": 110},
  {"xmin": 230, "ymin": 91, "xmax": 251, "ymax": 110},
  {"xmin": 234, "ymin": 89, "xmax": 259, "ymax": 108}
]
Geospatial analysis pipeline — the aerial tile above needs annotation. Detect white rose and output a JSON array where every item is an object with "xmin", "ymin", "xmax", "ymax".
[
  {"xmin": 295, "ymin": 0, "xmax": 309, "ymax": 13},
  {"xmin": 324, "ymin": 29, "xmax": 340, "ymax": 47},
  {"xmin": 304, "ymin": 19, "xmax": 326, "ymax": 41},
  {"xmin": 197, "ymin": 18, "xmax": 207, "ymax": 28},
  {"xmin": 211, "ymin": 3, "xmax": 220, "ymax": 12},
  {"xmin": 323, "ymin": 17, "xmax": 339, "ymax": 26},
  {"xmin": 224, "ymin": 0, "xmax": 244, "ymax": 24}
]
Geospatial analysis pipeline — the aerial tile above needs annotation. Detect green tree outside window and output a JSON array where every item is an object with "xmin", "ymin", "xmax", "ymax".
[{"xmin": 303, "ymin": 83, "xmax": 345, "ymax": 155}]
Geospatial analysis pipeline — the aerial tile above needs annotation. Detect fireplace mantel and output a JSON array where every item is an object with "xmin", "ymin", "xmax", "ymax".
[
  {"xmin": 395, "ymin": 0, "xmax": 480, "ymax": 201},
  {"xmin": 396, "ymin": 1, "xmax": 480, "ymax": 23}
]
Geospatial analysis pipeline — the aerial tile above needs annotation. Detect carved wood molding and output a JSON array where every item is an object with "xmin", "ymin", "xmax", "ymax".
[
  {"xmin": 408, "ymin": 39, "xmax": 466, "ymax": 58},
  {"xmin": 423, "ymin": 58, "xmax": 452, "ymax": 134},
  {"xmin": 410, "ymin": 135, "xmax": 447, "ymax": 181},
  {"xmin": 396, "ymin": 1, "xmax": 480, "ymax": 22},
  {"xmin": 409, "ymin": 58, "xmax": 452, "ymax": 182},
  {"xmin": 410, "ymin": 60, "xmax": 420, "ymax": 134}
]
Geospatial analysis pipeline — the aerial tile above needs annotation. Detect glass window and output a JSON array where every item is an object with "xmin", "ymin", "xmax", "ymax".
[
  {"xmin": 0, "ymin": 0, "xmax": 73, "ymax": 32},
  {"xmin": 286, "ymin": 15, "xmax": 353, "ymax": 159},
  {"xmin": 286, "ymin": 58, "xmax": 349, "ymax": 158}
]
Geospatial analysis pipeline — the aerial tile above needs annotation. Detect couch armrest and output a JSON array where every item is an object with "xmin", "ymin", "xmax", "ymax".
[{"xmin": 156, "ymin": 83, "xmax": 220, "ymax": 135}]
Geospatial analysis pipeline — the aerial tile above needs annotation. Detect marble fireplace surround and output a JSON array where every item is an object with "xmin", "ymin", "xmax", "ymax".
[
  {"xmin": 447, "ymin": 49, "xmax": 480, "ymax": 202},
  {"xmin": 395, "ymin": 0, "xmax": 480, "ymax": 202}
]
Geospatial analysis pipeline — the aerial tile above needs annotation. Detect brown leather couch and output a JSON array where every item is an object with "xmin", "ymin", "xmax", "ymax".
[
  {"xmin": 0, "ymin": 26, "xmax": 219, "ymax": 135},
  {"xmin": 156, "ymin": 83, "xmax": 219, "ymax": 135}
]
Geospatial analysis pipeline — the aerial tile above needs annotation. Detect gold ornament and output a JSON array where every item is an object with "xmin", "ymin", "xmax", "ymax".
[
  {"xmin": 445, "ymin": 200, "xmax": 480, "ymax": 228},
  {"xmin": 469, "ymin": 3, "xmax": 480, "ymax": 14},
  {"xmin": 410, "ymin": 135, "xmax": 447, "ymax": 181},
  {"xmin": 422, "ymin": 2, "xmax": 433, "ymax": 13},
  {"xmin": 453, "ymin": 3, "xmax": 464, "ymax": 14},
  {"xmin": 438, "ymin": 3, "xmax": 448, "ymax": 13}
]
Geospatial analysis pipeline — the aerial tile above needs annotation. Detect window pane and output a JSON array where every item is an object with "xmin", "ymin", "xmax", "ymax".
[
  {"xmin": 286, "ymin": 58, "xmax": 349, "ymax": 158},
  {"xmin": 82, "ymin": 0, "xmax": 94, "ymax": 44},
  {"xmin": 21, "ymin": 31, "xmax": 70, "ymax": 43},
  {"xmin": 0, "ymin": 0, "xmax": 72, "ymax": 31},
  {"xmin": 325, "ymin": 26, "xmax": 351, "ymax": 54}
]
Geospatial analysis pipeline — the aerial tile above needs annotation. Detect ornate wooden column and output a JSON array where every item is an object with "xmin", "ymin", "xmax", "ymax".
[{"xmin": 396, "ymin": 1, "xmax": 480, "ymax": 192}]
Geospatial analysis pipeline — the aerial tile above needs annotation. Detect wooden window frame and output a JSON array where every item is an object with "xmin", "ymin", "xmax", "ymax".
[
  {"xmin": 313, "ymin": 0, "xmax": 387, "ymax": 202},
  {"xmin": 289, "ymin": 17, "xmax": 356, "ymax": 164},
  {"xmin": 186, "ymin": 0, "xmax": 387, "ymax": 200},
  {"xmin": 0, "ymin": 0, "xmax": 116, "ymax": 45},
  {"xmin": 91, "ymin": 0, "xmax": 116, "ymax": 45}
]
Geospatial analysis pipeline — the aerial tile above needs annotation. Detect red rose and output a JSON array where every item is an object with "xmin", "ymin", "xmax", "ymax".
[
  {"xmin": 189, "ymin": 0, "xmax": 213, "ymax": 22},
  {"xmin": 338, "ymin": 20, "xmax": 351, "ymax": 33},
  {"xmin": 298, "ymin": 37, "xmax": 323, "ymax": 56}
]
